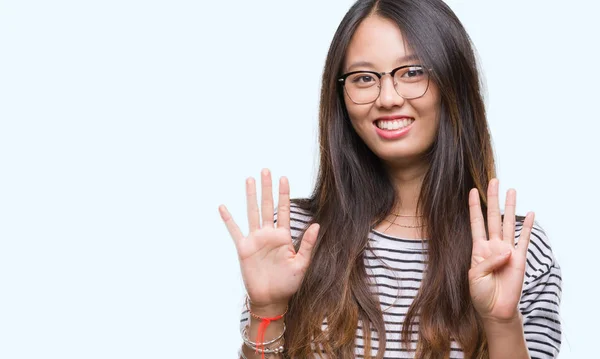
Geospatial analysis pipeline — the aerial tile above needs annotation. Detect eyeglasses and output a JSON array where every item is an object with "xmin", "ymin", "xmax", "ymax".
[{"xmin": 337, "ymin": 64, "xmax": 431, "ymax": 104}]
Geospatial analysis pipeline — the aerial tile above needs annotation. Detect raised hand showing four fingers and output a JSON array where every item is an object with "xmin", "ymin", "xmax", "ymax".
[
  {"xmin": 468, "ymin": 178, "xmax": 534, "ymax": 322},
  {"xmin": 218, "ymin": 169, "xmax": 320, "ymax": 308}
]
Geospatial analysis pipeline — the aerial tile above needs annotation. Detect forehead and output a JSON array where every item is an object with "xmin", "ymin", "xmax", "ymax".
[{"xmin": 344, "ymin": 15, "xmax": 415, "ymax": 71}]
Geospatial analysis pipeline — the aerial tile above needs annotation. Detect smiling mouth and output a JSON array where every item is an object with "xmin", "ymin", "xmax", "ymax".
[{"xmin": 374, "ymin": 118, "xmax": 415, "ymax": 131}]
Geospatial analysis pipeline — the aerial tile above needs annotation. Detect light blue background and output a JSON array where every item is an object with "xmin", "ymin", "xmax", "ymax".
[{"xmin": 0, "ymin": 0, "xmax": 598, "ymax": 358}]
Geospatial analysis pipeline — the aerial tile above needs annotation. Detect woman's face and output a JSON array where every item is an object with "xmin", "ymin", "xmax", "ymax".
[{"xmin": 342, "ymin": 15, "xmax": 441, "ymax": 166}]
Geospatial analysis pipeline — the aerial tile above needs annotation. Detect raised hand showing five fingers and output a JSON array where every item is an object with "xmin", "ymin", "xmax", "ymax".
[
  {"xmin": 468, "ymin": 178, "xmax": 534, "ymax": 322},
  {"xmin": 218, "ymin": 169, "xmax": 320, "ymax": 308}
]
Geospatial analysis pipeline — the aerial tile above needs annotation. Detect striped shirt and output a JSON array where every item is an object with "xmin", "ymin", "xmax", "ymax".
[{"xmin": 240, "ymin": 204, "xmax": 562, "ymax": 358}]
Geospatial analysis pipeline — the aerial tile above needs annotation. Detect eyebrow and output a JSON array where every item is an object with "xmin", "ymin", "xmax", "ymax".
[{"xmin": 346, "ymin": 54, "xmax": 420, "ymax": 72}]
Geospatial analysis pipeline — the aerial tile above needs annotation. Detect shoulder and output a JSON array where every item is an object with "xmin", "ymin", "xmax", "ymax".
[
  {"xmin": 514, "ymin": 217, "xmax": 562, "ymax": 304},
  {"xmin": 515, "ymin": 218, "xmax": 563, "ymax": 357},
  {"xmin": 514, "ymin": 218, "xmax": 561, "ymax": 287}
]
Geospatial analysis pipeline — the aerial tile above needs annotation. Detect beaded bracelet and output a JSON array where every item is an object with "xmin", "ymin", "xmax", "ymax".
[
  {"xmin": 243, "ymin": 341, "xmax": 286, "ymax": 356},
  {"xmin": 240, "ymin": 338, "xmax": 285, "ymax": 359}
]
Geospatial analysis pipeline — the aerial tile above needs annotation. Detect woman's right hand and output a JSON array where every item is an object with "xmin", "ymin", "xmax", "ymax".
[{"xmin": 218, "ymin": 168, "xmax": 320, "ymax": 310}]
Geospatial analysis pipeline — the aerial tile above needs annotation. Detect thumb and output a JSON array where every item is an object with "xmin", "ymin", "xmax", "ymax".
[
  {"xmin": 297, "ymin": 223, "xmax": 320, "ymax": 263},
  {"xmin": 470, "ymin": 251, "xmax": 512, "ymax": 280}
]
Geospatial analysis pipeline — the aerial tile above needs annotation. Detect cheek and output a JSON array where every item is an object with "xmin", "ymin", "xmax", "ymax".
[
  {"xmin": 344, "ymin": 96, "xmax": 371, "ymax": 126},
  {"xmin": 415, "ymin": 88, "xmax": 441, "ymax": 128}
]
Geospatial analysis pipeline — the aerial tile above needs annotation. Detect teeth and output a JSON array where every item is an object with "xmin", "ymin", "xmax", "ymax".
[{"xmin": 376, "ymin": 118, "xmax": 414, "ymax": 130}]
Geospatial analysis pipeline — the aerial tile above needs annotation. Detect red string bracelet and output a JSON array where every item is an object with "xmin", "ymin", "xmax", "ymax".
[{"xmin": 245, "ymin": 296, "xmax": 288, "ymax": 359}]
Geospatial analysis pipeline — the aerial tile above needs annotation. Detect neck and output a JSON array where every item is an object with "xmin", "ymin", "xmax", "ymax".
[{"xmin": 384, "ymin": 159, "xmax": 429, "ymax": 216}]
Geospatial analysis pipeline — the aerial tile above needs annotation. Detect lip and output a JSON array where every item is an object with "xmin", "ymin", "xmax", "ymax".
[
  {"xmin": 374, "ymin": 115, "xmax": 414, "ymax": 122},
  {"xmin": 373, "ymin": 116, "xmax": 415, "ymax": 140}
]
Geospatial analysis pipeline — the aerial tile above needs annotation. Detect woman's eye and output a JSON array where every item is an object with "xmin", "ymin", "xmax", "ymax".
[
  {"xmin": 353, "ymin": 75, "xmax": 375, "ymax": 83},
  {"xmin": 402, "ymin": 67, "xmax": 424, "ymax": 78}
]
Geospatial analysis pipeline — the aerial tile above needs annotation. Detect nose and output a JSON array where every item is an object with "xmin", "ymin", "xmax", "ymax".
[{"xmin": 376, "ymin": 74, "xmax": 405, "ymax": 109}]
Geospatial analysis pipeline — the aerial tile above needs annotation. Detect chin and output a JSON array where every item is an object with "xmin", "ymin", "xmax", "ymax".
[{"xmin": 372, "ymin": 146, "xmax": 428, "ymax": 165}]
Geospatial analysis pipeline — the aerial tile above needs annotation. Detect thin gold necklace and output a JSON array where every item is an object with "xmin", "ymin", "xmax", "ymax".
[
  {"xmin": 391, "ymin": 213, "xmax": 423, "ymax": 217},
  {"xmin": 383, "ymin": 218, "xmax": 425, "ymax": 228}
]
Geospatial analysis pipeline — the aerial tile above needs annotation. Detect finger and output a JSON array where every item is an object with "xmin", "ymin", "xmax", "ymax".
[
  {"xmin": 218, "ymin": 205, "xmax": 244, "ymax": 245},
  {"xmin": 297, "ymin": 223, "xmax": 320, "ymax": 263},
  {"xmin": 261, "ymin": 168, "xmax": 275, "ymax": 228},
  {"xmin": 470, "ymin": 251, "xmax": 512, "ymax": 280},
  {"xmin": 517, "ymin": 212, "xmax": 535, "ymax": 257},
  {"xmin": 469, "ymin": 188, "xmax": 488, "ymax": 243},
  {"xmin": 276, "ymin": 176, "xmax": 291, "ymax": 230},
  {"xmin": 502, "ymin": 189, "xmax": 517, "ymax": 245},
  {"xmin": 487, "ymin": 178, "xmax": 502, "ymax": 241},
  {"xmin": 246, "ymin": 177, "xmax": 260, "ymax": 232}
]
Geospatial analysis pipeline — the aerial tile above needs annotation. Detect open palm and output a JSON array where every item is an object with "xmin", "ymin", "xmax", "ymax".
[
  {"xmin": 468, "ymin": 178, "xmax": 534, "ymax": 322},
  {"xmin": 218, "ymin": 169, "xmax": 320, "ymax": 308}
]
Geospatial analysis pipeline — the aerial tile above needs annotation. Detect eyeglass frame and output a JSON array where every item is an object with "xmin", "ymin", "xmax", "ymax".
[{"xmin": 337, "ymin": 64, "xmax": 432, "ymax": 104}]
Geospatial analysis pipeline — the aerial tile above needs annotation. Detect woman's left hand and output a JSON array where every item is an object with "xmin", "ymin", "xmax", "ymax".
[{"xmin": 468, "ymin": 178, "xmax": 534, "ymax": 322}]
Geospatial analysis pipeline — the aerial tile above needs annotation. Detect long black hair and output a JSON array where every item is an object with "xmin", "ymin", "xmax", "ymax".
[{"xmin": 285, "ymin": 1, "xmax": 495, "ymax": 357}]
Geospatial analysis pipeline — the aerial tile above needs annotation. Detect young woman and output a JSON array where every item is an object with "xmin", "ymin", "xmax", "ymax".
[{"xmin": 219, "ymin": 0, "xmax": 562, "ymax": 358}]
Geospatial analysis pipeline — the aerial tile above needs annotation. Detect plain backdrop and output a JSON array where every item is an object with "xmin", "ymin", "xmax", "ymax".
[{"xmin": 1, "ymin": 0, "xmax": 598, "ymax": 358}]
